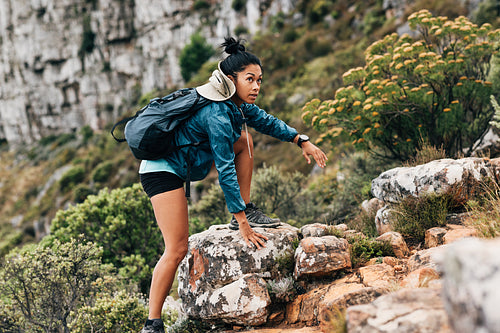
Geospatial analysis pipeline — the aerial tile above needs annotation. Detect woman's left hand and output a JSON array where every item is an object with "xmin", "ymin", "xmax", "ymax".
[{"xmin": 301, "ymin": 141, "xmax": 328, "ymax": 168}]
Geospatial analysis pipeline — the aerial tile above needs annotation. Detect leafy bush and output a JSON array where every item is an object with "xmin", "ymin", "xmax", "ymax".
[
  {"xmin": 193, "ymin": 0, "xmax": 210, "ymax": 10},
  {"xmin": 251, "ymin": 165, "xmax": 326, "ymax": 225},
  {"xmin": 0, "ymin": 238, "xmax": 111, "ymax": 332},
  {"xmin": 189, "ymin": 184, "xmax": 230, "ymax": 233},
  {"xmin": 47, "ymin": 184, "xmax": 161, "ymax": 293},
  {"xmin": 92, "ymin": 161, "xmax": 114, "ymax": 183},
  {"xmin": 232, "ymin": 0, "xmax": 246, "ymax": 12},
  {"xmin": 489, "ymin": 95, "xmax": 500, "ymax": 129},
  {"xmin": 403, "ymin": 140, "xmax": 447, "ymax": 167},
  {"xmin": 393, "ymin": 192, "xmax": 456, "ymax": 243},
  {"xmin": 465, "ymin": 182, "xmax": 500, "ymax": 238},
  {"xmin": 59, "ymin": 165, "xmax": 86, "ymax": 190},
  {"xmin": 348, "ymin": 236, "xmax": 394, "ymax": 267},
  {"xmin": 72, "ymin": 184, "xmax": 94, "ymax": 203},
  {"xmin": 303, "ymin": 10, "xmax": 500, "ymax": 160},
  {"xmin": 347, "ymin": 208, "xmax": 378, "ymax": 238},
  {"xmin": 179, "ymin": 33, "xmax": 215, "ymax": 82},
  {"xmin": 69, "ymin": 290, "xmax": 151, "ymax": 333}
]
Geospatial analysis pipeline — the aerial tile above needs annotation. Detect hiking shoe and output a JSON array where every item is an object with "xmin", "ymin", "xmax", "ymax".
[
  {"xmin": 140, "ymin": 319, "xmax": 165, "ymax": 333},
  {"xmin": 229, "ymin": 202, "xmax": 281, "ymax": 230}
]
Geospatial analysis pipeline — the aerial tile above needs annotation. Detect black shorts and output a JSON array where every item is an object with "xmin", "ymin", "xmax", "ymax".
[{"xmin": 140, "ymin": 172, "xmax": 184, "ymax": 198}]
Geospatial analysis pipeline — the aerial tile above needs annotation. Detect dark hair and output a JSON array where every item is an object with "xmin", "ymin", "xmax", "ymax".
[{"xmin": 219, "ymin": 37, "xmax": 262, "ymax": 77}]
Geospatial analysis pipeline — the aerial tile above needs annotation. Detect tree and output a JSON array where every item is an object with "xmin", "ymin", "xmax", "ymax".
[
  {"xmin": 180, "ymin": 32, "xmax": 215, "ymax": 82},
  {"xmin": 46, "ymin": 184, "xmax": 162, "ymax": 294},
  {"xmin": 0, "ymin": 239, "xmax": 109, "ymax": 332},
  {"xmin": 302, "ymin": 10, "xmax": 500, "ymax": 160}
]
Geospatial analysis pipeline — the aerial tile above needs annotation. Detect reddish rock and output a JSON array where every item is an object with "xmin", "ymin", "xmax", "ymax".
[
  {"xmin": 294, "ymin": 236, "xmax": 351, "ymax": 280},
  {"xmin": 425, "ymin": 227, "xmax": 447, "ymax": 248},
  {"xmin": 400, "ymin": 267, "xmax": 441, "ymax": 288},
  {"xmin": 444, "ymin": 224, "xmax": 477, "ymax": 244},
  {"xmin": 346, "ymin": 288, "xmax": 451, "ymax": 332},
  {"xmin": 376, "ymin": 231, "xmax": 409, "ymax": 258}
]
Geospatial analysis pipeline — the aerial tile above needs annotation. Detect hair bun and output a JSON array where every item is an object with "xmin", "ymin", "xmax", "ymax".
[{"xmin": 222, "ymin": 37, "xmax": 246, "ymax": 55}]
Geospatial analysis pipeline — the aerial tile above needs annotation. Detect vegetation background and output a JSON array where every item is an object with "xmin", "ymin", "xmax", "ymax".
[{"xmin": 0, "ymin": 0, "xmax": 499, "ymax": 331}]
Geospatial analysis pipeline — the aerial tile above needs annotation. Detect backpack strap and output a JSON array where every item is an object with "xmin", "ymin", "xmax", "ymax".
[
  {"xmin": 110, "ymin": 116, "xmax": 134, "ymax": 142},
  {"xmin": 110, "ymin": 104, "xmax": 149, "ymax": 142}
]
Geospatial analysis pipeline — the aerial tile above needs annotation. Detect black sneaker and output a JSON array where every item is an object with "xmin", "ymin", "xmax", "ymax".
[
  {"xmin": 229, "ymin": 202, "xmax": 281, "ymax": 230},
  {"xmin": 141, "ymin": 319, "xmax": 165, "ymax": 333}
]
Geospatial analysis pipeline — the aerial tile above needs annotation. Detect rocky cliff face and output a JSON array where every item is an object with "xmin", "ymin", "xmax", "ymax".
[{"xmin": 0, "ymin": 0, "xmax": 295, "ymax": 146}]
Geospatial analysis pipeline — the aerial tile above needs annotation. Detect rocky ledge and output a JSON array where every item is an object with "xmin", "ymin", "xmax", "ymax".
[{"xmin": 176, "ymin": 157, "xmax": 500, "ymax": 332}]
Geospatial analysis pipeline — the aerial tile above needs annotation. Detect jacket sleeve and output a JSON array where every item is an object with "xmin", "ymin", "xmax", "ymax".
[
  {"xmin": 205, "ymin": 104, "xmax": 247, "ymax": 214},
  {"xmin": 244, "ymin": 104, "xmax": 298, "ymax": 142}
]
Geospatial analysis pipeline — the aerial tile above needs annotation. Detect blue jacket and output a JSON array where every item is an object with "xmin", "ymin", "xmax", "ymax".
[{"xmin": 139, "ymin": 100, "xmax": 298, "ymax": 213}]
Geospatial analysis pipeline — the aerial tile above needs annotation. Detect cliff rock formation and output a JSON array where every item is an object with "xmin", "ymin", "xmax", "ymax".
[{"xmin": 0, "ymin": 0, "xmax": 295, "ymax": 146}]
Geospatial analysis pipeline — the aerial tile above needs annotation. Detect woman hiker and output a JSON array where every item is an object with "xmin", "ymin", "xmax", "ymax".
[{"xmin": 139, "ymin": 37, "xmax": 328, "ymax": 333}]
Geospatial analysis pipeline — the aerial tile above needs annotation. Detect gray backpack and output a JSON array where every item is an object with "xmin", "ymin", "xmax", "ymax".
[{"xmin": 111, "ymin": 88, "xmax": 212, "ymax": 160}]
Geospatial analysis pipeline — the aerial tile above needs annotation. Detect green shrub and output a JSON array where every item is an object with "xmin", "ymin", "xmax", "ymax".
[
  {"xmin": 489, "ymin": 95, "xmax": 500, "ymax": 129},
  {"xmin": 346, "ymin": 208, "xmax": 378, "ymax": 238},
  {"xmin": 69, "ymin": 290, "xmax": 150, "ymax": 333},
  {"xmin": 189, "ymin": 184, "xmax": 230, "ymax": 233},
  {"xmin": 303, "ymin": 10, "xmax": 500, "ymax": 160},
  {"xmin": 59, "ymin": 165, "xmax": 86, "ymax": 190},
  {"xmin": 393, "ymin": 193, "xmax": 454, "ymax": 243},
  {"xmin": 92, "ymin": 161, "xmax": 114, "ymax": 183},
  {"xmin": 251, "ymin": 165, "xmax": 326, "ymax": 225},
  {"xmin": 232, "ymin": 0, "xmax": 246, "ymax": 12},
  {"xmin": 193, "ymin": 0, "xmax": 210, "ymax": 10},
  {"xmin": 179, "ymin": 32, "xmax": 215, "ymax": 82},
  {"xmin": 0, "ymin": 238, "xmax": 112, "ymax": 332},
  {"xmin": 47, "ymin": 184, "xmax": 160, "ymax": 293},
  {"xmin": 348, "ymin": 236, "xmax": 394, "ymax": 267},
  {"xmin": 72, "ymin": 184, "xmax": 94, "ymax": 203},
  {"xmin": 79, "ymin": 14, "xmax": 95, "ymax": 65},
  {"xmin": 404, "ymin": 140, "xmax": 447, "ymax": 167},
  {"xmin": 80, "ymin": 125, "xmax": 94, "ymax": 144},
  {"xmin": 234, "ymin": 24, "xmax": 249, "ymax": 36}
]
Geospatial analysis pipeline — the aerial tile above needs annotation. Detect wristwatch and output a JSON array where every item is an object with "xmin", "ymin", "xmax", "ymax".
[{"xmin": 297, "ymin": 134, "xmax": 310, "ymax": 148}]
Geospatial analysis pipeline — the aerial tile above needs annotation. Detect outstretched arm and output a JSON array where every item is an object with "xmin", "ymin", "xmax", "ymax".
[{"xmin": 293, "ymin": 134, "xmax": 328, "ymax": 168}]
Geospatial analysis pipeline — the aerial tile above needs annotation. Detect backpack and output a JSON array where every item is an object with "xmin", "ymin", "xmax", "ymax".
[{"xmin": 111, "ymin": 88, "xmax": 212, "ymax": 160}]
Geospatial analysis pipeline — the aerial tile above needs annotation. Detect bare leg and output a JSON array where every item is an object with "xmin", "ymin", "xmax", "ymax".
[
  {"xmin": 147, "ymin": 187, "xmax": 189, "ymax": 319},
  {"xmin": 233, "ymin": 130, "xmax": 254, "ymax": 203}
]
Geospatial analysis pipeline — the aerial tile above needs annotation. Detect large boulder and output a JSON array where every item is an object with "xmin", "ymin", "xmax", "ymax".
[
  {"xmin": 438, "ymin": 237, "xmax": 500, "ymax": 333},
  {"xmin": 371, "ymin": 157, "xmax": 500, "ymax": 203},
  {"xmin": 346, "ymin": 287, "xmax": 451, "ymax": 332},
  {"xmin": 293, "ymin": 236, "xmax": 351, "ymax": 280},
  {"xmin": 178, "ymin": 224, "xmax": 300, "ymax": 326}
]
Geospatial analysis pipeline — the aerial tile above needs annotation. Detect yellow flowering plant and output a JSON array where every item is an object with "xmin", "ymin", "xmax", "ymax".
[{"xmin": 302, "ymin": 10, "xmax": 500, "ymax": 160}]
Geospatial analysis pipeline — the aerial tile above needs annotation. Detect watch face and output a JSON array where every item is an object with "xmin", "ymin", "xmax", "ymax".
[{"xmin": 300, "ymin": 134, "xmax": 309, "ymax": 141}]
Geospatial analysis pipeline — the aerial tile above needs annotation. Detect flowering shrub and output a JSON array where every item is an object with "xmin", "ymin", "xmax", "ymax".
[{"xmin": 302, "ymin": 10, "xmax": 500, "ymax": 160}]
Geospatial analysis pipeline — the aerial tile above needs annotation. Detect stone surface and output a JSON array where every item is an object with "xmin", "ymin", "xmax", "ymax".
[
  {"xmin": 359, "ymin": 263, "xmax": 396, "ymax": 292},
  {"xmin": 346, "ymin": 288, "xmax": 451, "ymax": 333},
  {"xmin": 178, "ymin": 224, "xmax": 299, "ymax": 326},
  {"xmin": 374, "ymin": 205, "xmax": 395, "ymax": 235},
  {"xmin": 0, "ymin": 0, "xmax": 296, "ymax": 146},
  {"xmin": 293, "ymin": 236, "xmax": 351, "ymax": 280},
  {"xmin": 361, "ymin": 197, "xmax": 385, "ymax": 214},
  {"xmin": 376, "ymin": 231, "xmax": 409, "ymax": 258},
  {"xmin": 425, "ymin": 227, "xmax": 447, "ymax": 248},
  {"xmin": 318, "ymin": 284, "xmax": 381, "ymax": 332},
  {"xmin": 400, "ymin": 267, "xmax": 440, "ymax": 288},
  {"xmin": 438, "ymin": 237, "xmax": 500, "ymax": 333},
  {"xmin": 300, "ymin": 223, "xmax": 330, "ymax": 238},
  {"xmin": 407, "ymin": 246, "xmax": 448, "ymax": 272},
  {"xmin": 371, "ymin": 157, "xmax": 500, "ymax": 203},
  {"xmin": 443, "ymin": 224, "xmax": 477, "ymax": 244}
]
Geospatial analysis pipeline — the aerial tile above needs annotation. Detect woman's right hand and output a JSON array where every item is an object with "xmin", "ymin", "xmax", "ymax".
[{"xmin": 234, "ymin": 211, "xmax": 268, "ymax": 249}]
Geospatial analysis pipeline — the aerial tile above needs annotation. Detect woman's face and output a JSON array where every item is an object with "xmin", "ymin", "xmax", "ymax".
[{"xmin": 229, "ymin": 64, "xmax": 262, "ymax": 106}]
